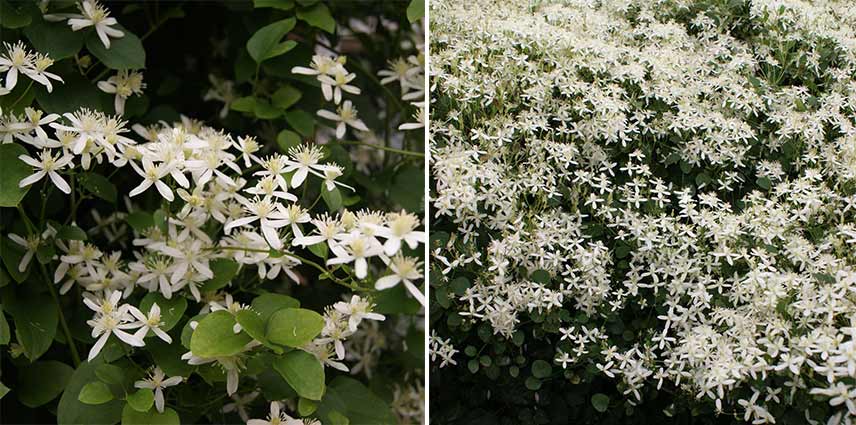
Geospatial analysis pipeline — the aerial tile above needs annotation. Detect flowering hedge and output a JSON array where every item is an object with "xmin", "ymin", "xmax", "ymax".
[
  {"xmin": 429, "ymin": 0, "xmax": 856, "ymax": 424},
  {"xmin": 0, "ymin": 1, "xmax": 425, "ymax": 424}
]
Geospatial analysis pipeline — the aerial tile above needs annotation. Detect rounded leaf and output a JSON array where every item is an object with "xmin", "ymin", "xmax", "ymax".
[
  {"xmin": 266, "ymin": 308, "xmax": 324, "ymax": 347},
  {"xmin": 190, "ymin": 311, "xmax": 252, "ymax": 358}
]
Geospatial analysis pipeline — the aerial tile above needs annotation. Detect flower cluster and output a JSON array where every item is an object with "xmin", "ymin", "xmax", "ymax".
[
  {"xmin": 3, "ymin": 58, "xmax": 423, "ymax": 421},
  {"xmin": 431, "ymin": 0, "xmax": 856, "ymax": 423}
]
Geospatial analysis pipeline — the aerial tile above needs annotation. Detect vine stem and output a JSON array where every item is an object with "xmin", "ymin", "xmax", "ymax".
[
  {"xmin": 8, "ymin": 80, "xmax": 34, "ymax": 109},
  {"xmin": 336, "ymin": 140, "xmax": 424, "ymax": 157},
  {"xmin": 16, "ymin": 205, "xmax": 81, "ymax": 367}
]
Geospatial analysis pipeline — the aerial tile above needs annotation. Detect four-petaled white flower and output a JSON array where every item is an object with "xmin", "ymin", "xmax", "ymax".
[
  {"xmin": 224, "ymin": 197, "xmax": 289, "ymax": 249},
  {"xmin": 67, "ymin": 0, "xmax": 125, "ymax": 49},
  {"xmin": 376, "ymin": 255, "xmax": 425, "ymax": 305},
  {"xmin": 97, "ymin": 70, "xmax": 145, "ymax": 115},
  {"xmin": 18, "ymin": 149, "xmax": 74, "ymax": 194},
  {"xmin": 333, "ymin": 295, "xmax": 385, "ymax": 332},
  {"xmin": 85, "ymin": 290, "xmax": 144, "ymax": 361},
  {"xmin": 134, "ymin": 367, "xmax": 182, "ymax": 413},
  {"xmin": 317, "ymin": 100, "xmax": 369, "ymax": 139},
  {"xmin": 128, "ymin": 303, "xmax": 173, "ymax": 343},
  {"xmin": 247, "ymin": 401, "xmax": 302, "ymax": 425},
  {"xmin": 129, "ymin": 158, "xmax": 174, "ymax": 201}
]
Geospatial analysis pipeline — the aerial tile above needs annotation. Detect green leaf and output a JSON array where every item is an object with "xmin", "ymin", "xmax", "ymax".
[
  {"xmin": 591, "ymin": 393, "xmax": 610, "ymax": 412},
  {"xmin": 524, "ymin": 376, "xmax": 541, "ymax": 391},
  {"xmin": 9, "ymin": 292, "xmax": 57, "ymax": 361},
  {"xmin": 285, "ymin": 109, "xmax": 315, "ymax": 137},
  {"xmin": 78, "ymin": 381, "xmax": 114, "ymax": 405},
  {"xmin": 190, "ymin": 310, "xmax": 252, "ymax": 358},
  {"xmin": 450, "ymin": 277, "xmax": 470, "ymax": 295},
  {"xmin": 254, "ymin": 98, "xmax": 283, "ymax": 119},
  {"xmin": 296, "ymin": 3, "xmax": 335, "ymax": 33},
  {"xmin": 126, "ymin": 388, "xmax": 154, "ymax": 413},
  {"xmin": 78, "ymin": 172, "xmax": 118, "ymax": 203},
  {"xmin": 272, "ymin": 85, "xmax": 302, "ymax": 110},
  {"xmin": 298, "ymin": 397, "xmax": 318, "ymax": 416},
  {"xmin": 94, "ymin": 364, "xmax": 125, "ymax": 386},
  {"xmin": 236, "ymin": 309, "xmax": 280, "ymax": 353},
  {"xmin": 273, "ymin": 350, "xmax": 325, "ymax": 400},
  {"xmin": 0, "ymin": 382, "xmax": 8, "ymax": 400},
  {"xmin": 0, "ymin": 305, "xmax": 9, "ymax": 345},
  {"xmin": 126, "ymin": 211, "xmax": 154, "ymax": 233},
  {"xmin": 389, "ymin": 165, "xmax": 424, "ymax": 212},
  {"xmin": 247, "ymin": 18, "xmax": 298, "ymax": 63},
  {"xmin": 266, "ymin": 308, "xmax": 324, "ymax": 347},
  {"xmin": 121, "ymin": 404, "xmax": 180, "ymax": 425},
  {"xmin": 308, "ymin": 241, "xmax": 328, "ymax": 259},
  {"xmin": 756, "ymin": 176, "xmax": 772, "ymax": 190},
  {"xmin": 148, "ymin": 338, "xmax": 194, "ymax": 378},
  {"xmin": 199, "ymin": 259, "xmax": 240, "ymax": 292},
  {"xmin": 251, "ymin": 293, "xmax": 300, "ymax": 322},
  {"xmin": 317, "ymin": 377, "xmax": 396, "ymax": 425},
  {"xmin": 36, "ymin": 242, "xmax": 56, "ymax": 264},
  {"xmin": 35, "ymin": 73, "xmax": 107, "ymax": 114},
  {"xmin": 0, "ymin": 237, "xmax": 30, "ymax": 283},
  {"xmin": 254, "ymin": 0, "xmax": 295, "ymax": 10},
  {"xmin": 529, "ymin": 270, "xmax": 550, "ymax": 285},
  {"xmin": 277, "ymin": 129, "xmax": 302, "ymax": 153},
  {"xmin": 0, "ymin": 0, "xmax": 35, "ymax": 28},
  {"xmin": 230, "ymin": 96, "xmax": 257, "ymax": 113},
  {"xmin": 139, "ymin": 292, "xmax": 187, "ymax": 332},
  {"xmin": 0, "ymin": 144, "xmax": 32, "ymax": 207},
  {"xmin": 406, "ymin": 0, "xmax": 425, "ymax": 22},
  {"xmin": 24, "ymin": 15, "xmax": 86, "ymax": 60},
  {"xmin": 321, "ymin": 186, "xmax": 343, "ymax": 211},
  {"xmin": 17, "ymin": 361, "xmax": 74, "ymax": 407},
  {"xmin": 56, "ymin": 225, "xmax": 88, "ymax": 241},
  {"xmin": 531, "ymin": 360, "xmax": 552, "ymax": 379},
  {"xmin": 373, "ymin": 285, "xmax": 421, "ymax": 314},
  {"xmin": 58, "ymin": 361, "xmax": 124, "ymax": 425},
  {"xmin": 86, "ymin": 25, "xmax": 146, "ymax": 70}
]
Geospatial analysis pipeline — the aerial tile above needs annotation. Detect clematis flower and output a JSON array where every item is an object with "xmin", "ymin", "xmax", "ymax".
[
  {"xmin": 134, "ymin": 367, "xmax": 182, "ymax": 413},
  {"xmin": 129, "ymin": 158, "xmax": 174, "ymax": 201},
  {"xmin": 375, "ymin": 255, "xmax": 425, "ymax": 305},
  {"xmin": 67, "ymin": 0, "xmax": 124, "ymax": 49},
  {"xmin": 128, "ymin": 303, "xmax": 172, "ymax": 343},
  {"xmin": 18, "ymin": 149, "xmax": 74, "ymax": 194},
  {"xmin": 317, "ymin": 100, "xmax": 369, "ymax": 139}
]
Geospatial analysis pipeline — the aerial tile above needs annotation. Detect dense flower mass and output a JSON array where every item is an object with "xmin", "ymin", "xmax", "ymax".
[
  {"xmin": 430, "ymin": 0, "xmax": 856, "ymax": 423},
  {"xmin": 0, "ymin": 1, "xmax": 425, "ymax": 423}
]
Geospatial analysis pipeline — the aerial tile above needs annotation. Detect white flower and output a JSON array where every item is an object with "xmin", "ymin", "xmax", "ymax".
[
  {"xmin": 333, "ymin": 295, "xmax": 385, "ymax": 332},
  {"xmin": 326, "ymin": 236, "xmax": 383, "ymax": 279},
  {"xmin": 85, "ymin": 290, "xmax": 144, "ymax": 361},
  {"xmin": 97, "ymin": 70, "xmax": 145, "ymax": 115},
  {"xmin": 221, "ymin": 391, "xmax": 258, "ymax": 423},
  {"xmin": 375, "ymin": 255, "xmax": 424, "ymax": 305},
  {"xmin": 18, "ymin": 149, "xmax": 74, "ymax": 194},
  {"xmin": 134, "ymin": 367, "xmax": 182, "ymax": 413},
  {"xmin": 318, "ymin": 69, "xmax": 360, "ymax": 104},
  {"xmin": 291, "ymin": 54, "xmax": 343, "ymax": 77},
  {"xmin": 129, "ymin": 158, "xmax": 174, "ymax": 201},
  {"xmin": 0, "ymin": 42, "xmax": 33, "ymax": 91},
  {"xmin": 128, "ymin": 303, "xmax": 172, "ymax": 344},
  {"xmin": 317, "ymin": 100, "xmax": 368, "ymax": 139},
  {"xmin": 247, "ymin": 401, "xmax": 302, "ymax": 425},
  {"xmin": 7, "ymin": 233, "xmax": 40, "ymax": 272},
  {"xmin": 372, "ymin": 212, "xmax": 425, "ymax": 256},
  {"xmin": 284, "ymin": 145, "xmax": 330, "ymax": 188},
  {"xmin": 224, "ymin": 197, "xmax": 289, "ymax": 250},
  {"xmin": 67, "ymin": 0, "xmax": 124, "ymax": 49}
]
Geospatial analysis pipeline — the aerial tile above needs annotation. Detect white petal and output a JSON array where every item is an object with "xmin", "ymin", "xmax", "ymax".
[{"xmin": 49, "ymin": 171, "xmax": 71, "ymax": 194}]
